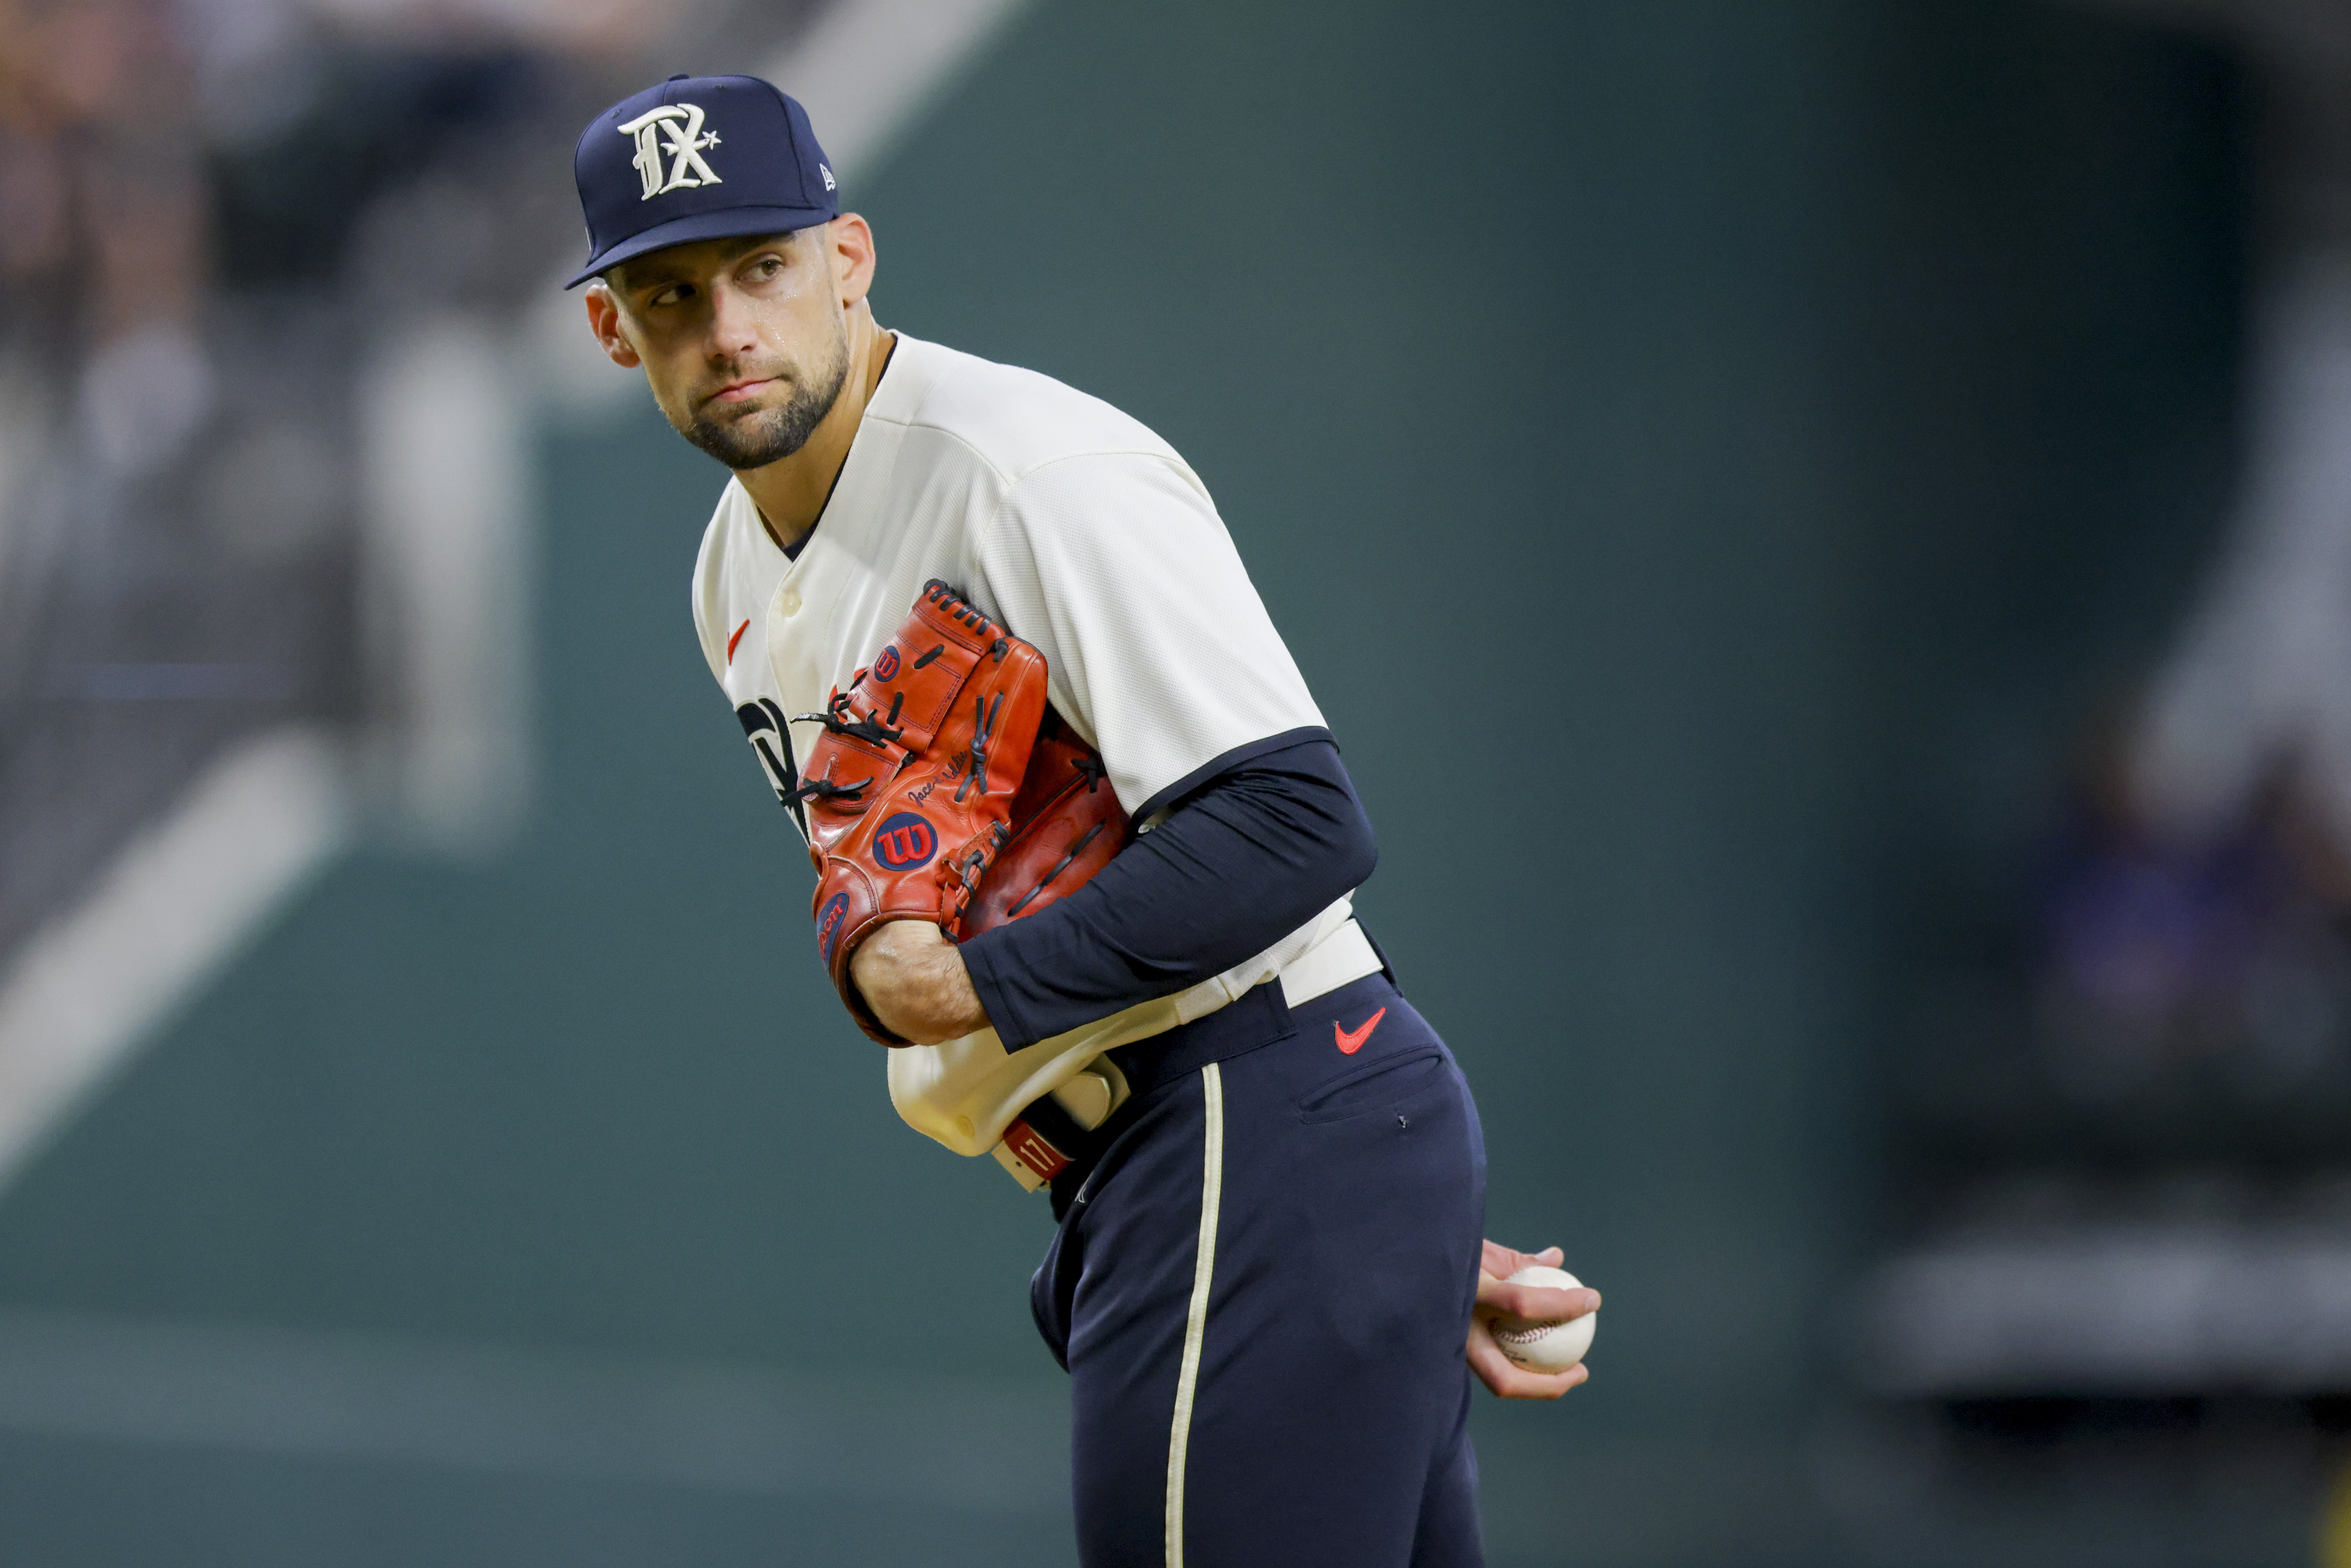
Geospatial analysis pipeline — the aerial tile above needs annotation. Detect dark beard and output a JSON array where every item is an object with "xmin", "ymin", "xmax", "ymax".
[{"xmin": 678, "ymin": 332, "xmax": 850, "ymax": 471}]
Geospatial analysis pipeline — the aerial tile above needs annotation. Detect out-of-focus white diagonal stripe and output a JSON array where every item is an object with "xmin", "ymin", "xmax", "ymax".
[
  {"xmin": 774, "ymin": 0, "xmax": 1036, "ymax": 185},
  {"xmin": 0, "ymin": 729, "xmax": 349, "ymax": 1196}
]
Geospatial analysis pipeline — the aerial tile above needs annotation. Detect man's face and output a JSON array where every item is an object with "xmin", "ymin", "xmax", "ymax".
[{"xmin": 594, "ymin": 228, "xmax": 851, "ymax": 471}]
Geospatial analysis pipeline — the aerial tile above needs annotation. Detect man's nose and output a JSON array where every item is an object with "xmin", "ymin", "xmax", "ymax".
[{"xmin": 706, "ymin": 281, "xmax": 760, "ymax": 360}]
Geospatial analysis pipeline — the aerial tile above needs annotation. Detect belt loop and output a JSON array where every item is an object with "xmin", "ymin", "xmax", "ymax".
[
  {"xmin": 1358, "ymin": 922, "xmax": 1401, "ymax": 992},
  {"xmin": 1265, "ymin": 970, "xmax": 1296, "ymax": 1022}
]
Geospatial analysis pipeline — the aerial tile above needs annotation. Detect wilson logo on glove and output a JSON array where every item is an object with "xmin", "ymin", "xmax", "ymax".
[{"xmin": 872, "ymin": 812, "xmax": 938, "ymax": 870}]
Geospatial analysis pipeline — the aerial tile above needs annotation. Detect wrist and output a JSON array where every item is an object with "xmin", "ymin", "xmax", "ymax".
[
  {"xmin": 925, "ymin": 939, "xmax": 987, "ymax": 1036},
  {"xmin": 951, "ymin": 925, "xmax": 1027, "ymax": 1048}
]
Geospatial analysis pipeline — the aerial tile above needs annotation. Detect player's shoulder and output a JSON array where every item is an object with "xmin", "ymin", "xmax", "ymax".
[{"xmin": 874, "ymin": 333, "xmax": 1191, "ymax": 488}]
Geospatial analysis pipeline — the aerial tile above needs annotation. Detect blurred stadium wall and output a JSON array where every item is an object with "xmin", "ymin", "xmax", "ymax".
[{"xmin": 0, "ymin": 2, "xmax": 2290, "ymax": 1565}]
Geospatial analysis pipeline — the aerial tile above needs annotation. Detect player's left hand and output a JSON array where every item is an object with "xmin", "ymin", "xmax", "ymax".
[
  {"xmin": 849, "ymin": 919, "xmax": 990, "ymax": 1045},
  {"xmin": 1468, "ymin": 1241, "xmax": 1599, "ymax": 1400}
]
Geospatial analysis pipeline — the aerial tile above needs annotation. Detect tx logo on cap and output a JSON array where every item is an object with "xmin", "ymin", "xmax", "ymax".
[{"xmin": 619, "ymin": 103, "xmax": 723, "ymax": 200}]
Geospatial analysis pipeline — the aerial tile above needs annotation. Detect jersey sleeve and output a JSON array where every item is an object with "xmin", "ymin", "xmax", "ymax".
[{"xmin": 972, "ymin": 452, "xmax": 1327, "ymax": 822}]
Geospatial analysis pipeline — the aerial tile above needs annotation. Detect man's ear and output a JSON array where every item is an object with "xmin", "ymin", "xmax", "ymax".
[
  {"xmin": 830, "ymin": 214, "xmax": 877, "ymax": 310},
  {"xmin": 583, "ymin": 281, "xmax": 642, "ymax": 370}
]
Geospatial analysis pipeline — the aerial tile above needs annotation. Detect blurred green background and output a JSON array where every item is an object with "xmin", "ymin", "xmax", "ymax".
[{"xmin": 0, "ymin": 0, "xmax": 2256, "ymax": 1562}]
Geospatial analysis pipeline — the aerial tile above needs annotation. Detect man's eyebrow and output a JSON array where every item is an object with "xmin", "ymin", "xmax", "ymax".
[
  {"xmin": 613, "ymin": 256, "xmax": 690, "ymax": 292},
  {"xmin": 724, "ymin": 232, "xmax": 797, "ymax": 260}
]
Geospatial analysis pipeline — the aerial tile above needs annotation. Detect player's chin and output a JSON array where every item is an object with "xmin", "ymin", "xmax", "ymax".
[
  {"xmin": 683, "ymin": 405, "xmax": 799, "ymax": 470},
  {"xmin": 693, "ymin": 397, "xmax": 781, "ymax": 438}
]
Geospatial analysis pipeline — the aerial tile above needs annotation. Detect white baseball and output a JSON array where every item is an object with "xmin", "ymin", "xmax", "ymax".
[{"xmin": 1492, "ymin": 1266, "xmax": 1596, "ymax": 1372}]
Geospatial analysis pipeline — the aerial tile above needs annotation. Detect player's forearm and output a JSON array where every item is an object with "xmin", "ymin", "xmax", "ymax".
[
  {"xmin": 958, "ymin": 737, "xmax": 1377, "ymax": 1048},
  {"xmin": 850, "ymin": 919, "xmax": 989, "ymax": 1045}
]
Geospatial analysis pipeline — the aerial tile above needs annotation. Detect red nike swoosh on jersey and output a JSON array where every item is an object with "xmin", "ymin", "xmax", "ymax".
[
  {"xmin": 1334, "ymin": 1007, "xmax": 1386, "ymax": 1055},
  {"xmin": 727, "ymin": 619, "xmax": 749, "ymax": 663}
]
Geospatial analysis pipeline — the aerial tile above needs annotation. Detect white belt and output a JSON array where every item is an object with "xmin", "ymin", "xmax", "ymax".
[{"xmin": 1276, "ymin": 917, "xmax": 1384, "ymax": 1009}]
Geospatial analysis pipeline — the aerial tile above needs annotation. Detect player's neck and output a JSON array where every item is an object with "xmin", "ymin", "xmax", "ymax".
[{"xmin": 740, "ymin": 308, "xmax": 894, "ymax": 553}]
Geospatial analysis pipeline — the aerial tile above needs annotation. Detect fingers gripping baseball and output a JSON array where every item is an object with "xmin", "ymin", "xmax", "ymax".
[{"xmin": 1469, "ymin": 1242, "xmax": 1600, "ymax": 1400}]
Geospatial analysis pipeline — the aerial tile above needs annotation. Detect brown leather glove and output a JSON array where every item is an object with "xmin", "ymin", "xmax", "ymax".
[
  {"xmin": 799, "ymin": 580, "xmax": 1048, "ymax": 1042},
  {"xmin": 961, "ymin": 708, "xmax": 1128, "ymax": 936},
  {"xmin": 800, "ymin": 581, "xmax": 1135, "ymax": 1044}
]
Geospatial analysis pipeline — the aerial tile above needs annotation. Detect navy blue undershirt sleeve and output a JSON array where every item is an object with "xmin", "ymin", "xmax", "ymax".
[{"xmin": 957, "ymin": 736, "xmax": 1378, "ymax": 1051}]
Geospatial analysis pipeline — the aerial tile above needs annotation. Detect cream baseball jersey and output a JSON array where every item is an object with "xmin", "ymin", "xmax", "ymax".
[{"xmin": 691, "ymin": 332, "xmax": 1377, "ymax": 1167}]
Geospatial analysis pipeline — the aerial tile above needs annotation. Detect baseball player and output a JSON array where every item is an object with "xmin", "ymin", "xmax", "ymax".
[{"xmin": 567, "ymin": 75, "xmax": 1599, "ymax": 1566}]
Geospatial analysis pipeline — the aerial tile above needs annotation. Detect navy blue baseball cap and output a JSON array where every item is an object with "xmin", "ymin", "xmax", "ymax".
[{"xmin": 567, "ymin": 74, "xmax": 838, "ymax": 288}]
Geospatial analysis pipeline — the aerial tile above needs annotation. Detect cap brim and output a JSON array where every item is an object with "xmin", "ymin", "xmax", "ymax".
[{"xmin": 564, "ymin": 204, "xmax": 837, "ymax": 288}]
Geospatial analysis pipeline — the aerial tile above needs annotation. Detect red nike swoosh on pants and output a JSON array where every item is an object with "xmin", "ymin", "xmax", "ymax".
[{"xmin": 1334, "ymin": 1007, "xmax": 1386, "ymax": 1054}]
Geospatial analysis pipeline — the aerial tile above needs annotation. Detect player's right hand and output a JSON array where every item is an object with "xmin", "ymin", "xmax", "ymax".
[{"xmin": 1467, "ymin": 1242, "xmax": 1600, "ymax": 1400}]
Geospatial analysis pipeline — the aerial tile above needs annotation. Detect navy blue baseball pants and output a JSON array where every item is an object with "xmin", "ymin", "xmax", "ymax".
[{"xmin": 1033, "ymin": 972, "xmax": 1488, "ymax": 1567}]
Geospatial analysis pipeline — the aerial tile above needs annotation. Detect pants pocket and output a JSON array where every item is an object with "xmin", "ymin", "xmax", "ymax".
[{"xmin": 1296, "ymin": 1047, "xmax": 1446, "ymax": 1124}]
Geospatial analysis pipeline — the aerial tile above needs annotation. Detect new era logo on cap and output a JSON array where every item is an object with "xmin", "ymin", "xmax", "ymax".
[{"xmin": 567, "ymin": 74, "xmax": 837, "ymax": 288}]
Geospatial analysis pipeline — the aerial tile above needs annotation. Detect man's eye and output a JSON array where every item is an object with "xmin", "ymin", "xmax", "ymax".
[
  {"xmin": 652, "ymin": 285, "xmax": 691, "ymax": 307},
  {"xmin": 755, "ymin": 257, "xmax": 783, "ymax": 279}
]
